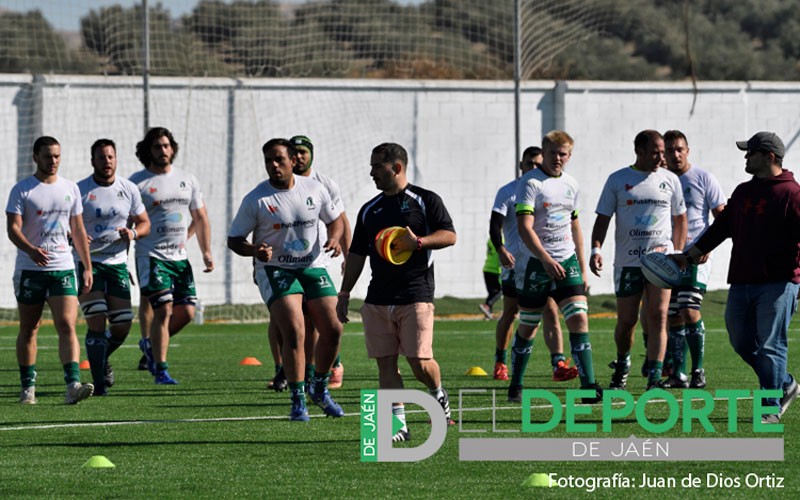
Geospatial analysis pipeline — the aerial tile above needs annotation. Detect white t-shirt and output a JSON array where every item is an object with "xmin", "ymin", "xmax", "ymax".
[
  {"xmin": 228, "ymin": 175, "xmax": 341, "ymax": 269},
  {"xmin": 306, "ymin": 169, "xmax": 345, "ymax": 266},
  {"xmin": 129, "ymin": 167, "xmax": 204, "ymax": 261},
  {"xmin": 595, "ymin": 166, "xmax": 686, "ymax": 267},
  {"xmin": 514, "ymin": 168, "xmax": 580, "ymax": 262},
  {"xmin": 77, "ymin": 176, "xmax": 146, "ymax": 265},
  {"xmin": 6, "ymin": 176, "xmax": 82, "ymax": 272},
  {"xmin": 678, "ymin": 165, "xmax": 726, "ymax": 246},
  {"xmin": 491, "ymin": 179, "xmax": 523, "ymax": 257}
]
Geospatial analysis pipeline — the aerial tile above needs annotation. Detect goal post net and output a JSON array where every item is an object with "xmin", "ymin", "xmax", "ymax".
[{"xmin": 0, "ymin": 0, "xmax": 610, "ymax": 322}]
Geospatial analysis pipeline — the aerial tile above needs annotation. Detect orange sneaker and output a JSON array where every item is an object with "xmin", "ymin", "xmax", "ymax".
[
  {"xmin": 329, "ymin": 363, "xmax": 344, "ymax": 389},
  {"xmin": 553, "ymin": 359, "xmax": 579, "ymax": 382},
  {"xmin": 493, "ymin": 362, "xmax": 509, "ymax": 381}
]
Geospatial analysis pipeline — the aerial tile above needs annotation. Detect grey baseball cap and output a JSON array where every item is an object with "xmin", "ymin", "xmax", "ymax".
[{"xmin": 736, "ymin": 131, "xmax": 785, "ymax": 159}]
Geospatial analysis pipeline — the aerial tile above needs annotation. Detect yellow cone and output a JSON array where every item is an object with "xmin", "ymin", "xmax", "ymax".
[
  {"xmin": 521, "ymin": 473, "xmax": 553, "ymax": 487},
  {"xmin": 465, "ymin": 366, "xmax": 488, "ymax": 376},
  {"xmin": 82, "ymin": 456, "xmax": 115, "ymax": 468}
]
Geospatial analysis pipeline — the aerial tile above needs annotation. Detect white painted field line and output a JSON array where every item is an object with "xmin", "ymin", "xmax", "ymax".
[{"xmin": 1, "ymin": 394, "xmax": 753, "ymax": 432}]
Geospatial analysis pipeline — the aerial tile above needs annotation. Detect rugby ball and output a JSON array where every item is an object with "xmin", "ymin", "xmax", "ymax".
[
  {"xmin": 374, "ymin": 226, "xmax": 413, "ymax": 265},
  {"xmin": 640, "ymin": 252, "xmax": 682, "ymax": 289}
]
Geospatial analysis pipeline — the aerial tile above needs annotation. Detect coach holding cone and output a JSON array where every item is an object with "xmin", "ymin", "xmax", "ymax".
[{"xmin": 680, "ymin": 131, "xmax": 800, "ymax": 424}]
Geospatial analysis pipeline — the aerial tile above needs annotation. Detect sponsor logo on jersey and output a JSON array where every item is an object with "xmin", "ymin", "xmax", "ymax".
[
  {"xmin": 89, "ymin": 194, "xmax": 97, "ymax": 201},
  {"xmin": 626, "ymin": 199, "xmax": 669, "ymax": 207},
  {"xmin": 634, "ymin": 215, "xmax": 658, "ymax": 226},
  {"xmin": 283, "ymin": 239, "xmax": 310, "ymax": 252},
  {"xmin": 271, "ymin": 219, "xmax": 315, "ymax": 230},
  {"xmin": 268, "ymin": 205, "xmax": 278, "ymax": 214}
]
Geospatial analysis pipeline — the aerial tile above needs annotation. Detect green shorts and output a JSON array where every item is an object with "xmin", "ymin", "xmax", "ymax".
[
  {"xmin": 78, "ymin": 262, "xmax": 131, "ymax": 299},
  {"xmin": 136, "ymin": 257, "xmax": 197, "ymax": 301},
  {"xmin": 255, "ymin": 266, "xmax": 336, "ymax": 308},
  {"xmin": 514, "ymin": 254, "xmax": 585, "ymax": 308},
  {"xmin": 614, "ymin": 266, "xmax": 646, "ymax": 298},
  {"xmin": 13, "ymin": 269, "xmax": 78, "ymax": 304}
]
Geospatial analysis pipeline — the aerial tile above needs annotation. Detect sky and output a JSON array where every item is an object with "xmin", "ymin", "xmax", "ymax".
[{"xmin": 0, "ymin": 0, "xmax": 424, "ymax": 32}]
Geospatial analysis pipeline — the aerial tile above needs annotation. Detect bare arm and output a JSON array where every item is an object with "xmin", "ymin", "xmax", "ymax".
[
  {"xmin": 671, "ymin": 212, "xmax": 688, "ymax": 252},
  {"xmin": 336, "ymin": 252, "xmax": 367, "ymax": 323},
  {"xmin": 571, "ymin": 217, "xmax": 587, "ymax": 284},
  {"xmin": 490, "ymin": 211, "xmax": 514, "ymax": 268},
  {"xmin": 324, "ymin": 214, "xmax": 345, "ymax": 258},
  {"xmin": 227, "ymin": 236, "xmax": 272, "ymax": 262},
  {"xmin": 121, "ymin": 210, "xmax": 150, "ymax": 242},
  {"xmin": 339, "ymin": 212, "xmax": 352, "ymax": 258},
  {"xmin": 69, "ymin": 214, "xmax": 93, "ymax": 294},
  {"xmin": 6, "ymin": 213, "xmax": 48, "ymax": 266},
  {"xmin": 395, "ymin": 227, "xmax": 457, "ymax": 252},
  {"xmin": 190, "ymin": 205, "xmax": 213, "ymax": 272},
  {"xmin": 589, "ymin": 214, "xmax": 611, "ymax": 277},
  {"xmin": 518, "ymin": 213, "xmax": 565, "ymax": 280}
]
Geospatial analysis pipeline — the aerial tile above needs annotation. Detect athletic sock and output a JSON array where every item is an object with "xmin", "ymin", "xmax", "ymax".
[
  {"xmin": 333, "ymin": 355, "xmax": 342, "ymax": 369},
  {"xmin": 305, "ymin": 364, "xmax": 315, "ymax": 383},
  {"xmin": 105, "ymin": 331, "xmax": 125, "ymax": 358},
  {"xmin": 686, "ymin": 319, "xmax": 705, "ymax": 371},
  {"xmin": 289, "ymin": 382, "xmax": 306, "ymax": 402},
  {"xmin": 647, "ymin": 359, "xmax": 664, "ymax": 385},
  {"xmin": 668, "ymin": 325, "xmax": 687, "ymax": 376},
  {"xmin": 63, "ymin": 361, "xmax": 80, "ymax": 385},
  {"xmin": 550, "ymin": 352, "xmax": 566, "ymax": 370},
  {"xmin": 85, "ymin": 329, "xmax": 108, "ymax": 386},
  {"xmin": 312, "ymin": 372, "xmax": 331, "ymax": 394},
  {"xmin": 509, "ymin": 332, "xmax": 533, "ymax": 387},
  {"xmin": 392, "ymin": 403, "xmax": 408, "ymax": 434},
  {"xmin": 274, "ymin": 364, "xmax": 283, "ymax": 376},
  {"xmin": 569, "ymin": 332, "xmax": 595, "ymax": 386},
  {"xmin": 495, "ymin": 348, "xmax": 507, "ymax": 364},
  {"xmin": 615, "ymin": 352, "xmax": 631, "ymax": 373},
  {"xmin": 156, "ymin": 361, "xmax": 169, "ymax": 373},
  {"xmin": 19, "ymin": 365, "xmax": 36, "ymax": 388}
]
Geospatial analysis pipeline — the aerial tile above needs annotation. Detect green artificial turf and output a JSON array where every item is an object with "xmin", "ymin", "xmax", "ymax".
[{"xmin": 0, "ymin": 294, "xmax": 797, "ymax": 498}]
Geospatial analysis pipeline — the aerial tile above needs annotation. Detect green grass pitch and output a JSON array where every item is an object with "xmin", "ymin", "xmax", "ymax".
[{"xmin": 1, "ymin": 300, "xmax": 798, "ymax": 498}]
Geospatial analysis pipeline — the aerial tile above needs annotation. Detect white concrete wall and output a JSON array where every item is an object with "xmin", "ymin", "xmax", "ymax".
[{"xmin": 1, "ymin": 75, "xmax": 799, "ymax": 308}]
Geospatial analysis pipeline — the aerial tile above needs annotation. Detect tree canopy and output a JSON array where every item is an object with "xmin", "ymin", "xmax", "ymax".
[{"xmin": 1, "ymin": 0, "xmax": 798, "ymax": 80}]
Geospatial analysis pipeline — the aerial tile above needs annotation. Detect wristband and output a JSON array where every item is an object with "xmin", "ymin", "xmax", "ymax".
[
  {"xmin": 590, "ymin": 247, "xmax": 601, "ymax": 256},
  {"xmin": 131, "ymin": 228, "xmax": 138, "ymax": 240},
  {"xmin": 416, "ymin": 238, "xmax": 423, "ymax": 251}
]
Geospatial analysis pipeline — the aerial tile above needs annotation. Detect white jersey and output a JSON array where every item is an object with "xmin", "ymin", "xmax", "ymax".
[
  {"xmin": 595, "ymin": 166, "xmax": 686, "ymax": 268},
  {"xmin": 514, "ymin": 168, "xmax": 580, "ymax": 262},
  {"xmin": 130, "ymin": 167, "xmax": 204, "ymax": 261},
  {"xmin": 678, "ymin": 165, "xmax": 726, "ymax": 246},
  {"xmin": 228, "ymin": 175, "xmax": 342, "ymax": 269},
  {"xmin": 77, "ymin": 176, "xmax": 146, "ymax": 265},
  {"xmin": 491, "ymin": 179, "xmax": 523, "ymax": 256},
  {"xmin": 6, "ymin": 176, "xmax": 82, "ymax": 272},
  {"xmin": 306, "ymin": 169, "xmax": 345, "ymax": 266}
]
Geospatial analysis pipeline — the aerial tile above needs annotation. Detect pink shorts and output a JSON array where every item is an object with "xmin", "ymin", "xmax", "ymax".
[{"xmin": 360, "ymin": 302, "xmax": 435, "ymax": 359}]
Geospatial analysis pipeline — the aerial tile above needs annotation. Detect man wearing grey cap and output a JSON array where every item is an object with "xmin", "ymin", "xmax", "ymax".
[{"xmin": 681, "ymin": 131, "xmax": 800, "ymax": 424}]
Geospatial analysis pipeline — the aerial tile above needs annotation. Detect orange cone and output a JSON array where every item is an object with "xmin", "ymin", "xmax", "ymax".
[
  {"xmin": 79, "ymin": 360, "xmax": 90, "ymax": 370},
  {"xmin": 240, "ymin": 356, "xmax": 262, "ymax": 366}
]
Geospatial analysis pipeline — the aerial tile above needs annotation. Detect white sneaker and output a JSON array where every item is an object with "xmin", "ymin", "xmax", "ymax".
[
  {"xmin": 65, "ymin": 382, "xmax": 94, "ymax": 405},
  {"xmin": 20, "ymin": 387, "xmax": 37, "ymax": 405}
]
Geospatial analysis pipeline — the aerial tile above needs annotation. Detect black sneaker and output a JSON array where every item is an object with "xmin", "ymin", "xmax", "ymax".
[
  {"xmin": 662, "ymin": 374, "xmax": 689, "ymax": 389},
  {"xmin": 609, "ymin": 369, "xmax": 629, "ymax": 389},
  {"xmin": 270, "ymin": 367, "xmax": 288, "ymax": 393},
  {"xmin": 392, "ymin": 429, "xmax": 410, "ymax": 442},
  {"xmin": 689, "ymin": 369, "xmax": 707, "ymax": 389},
  {"xmin": 435, "ymin": 388, "xmax": 452, "ymax": 421},
  {"xmin": 508, "ymin": 385, "xmax": 523, "ymax": 403},
  {"xmin": 104, "ymin": 362, "xmax": 115, "ymax": 388},
  {"xmin": 580, "ymin": 383, "xmax": 603, "ymax": 404},
  {"xmin": 647, "ymin": 379, "xmax": 668, "ymax": 390},
  {"xmin": 780, "ymin": 376, "xmax": 799, "ymax": 417}
]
